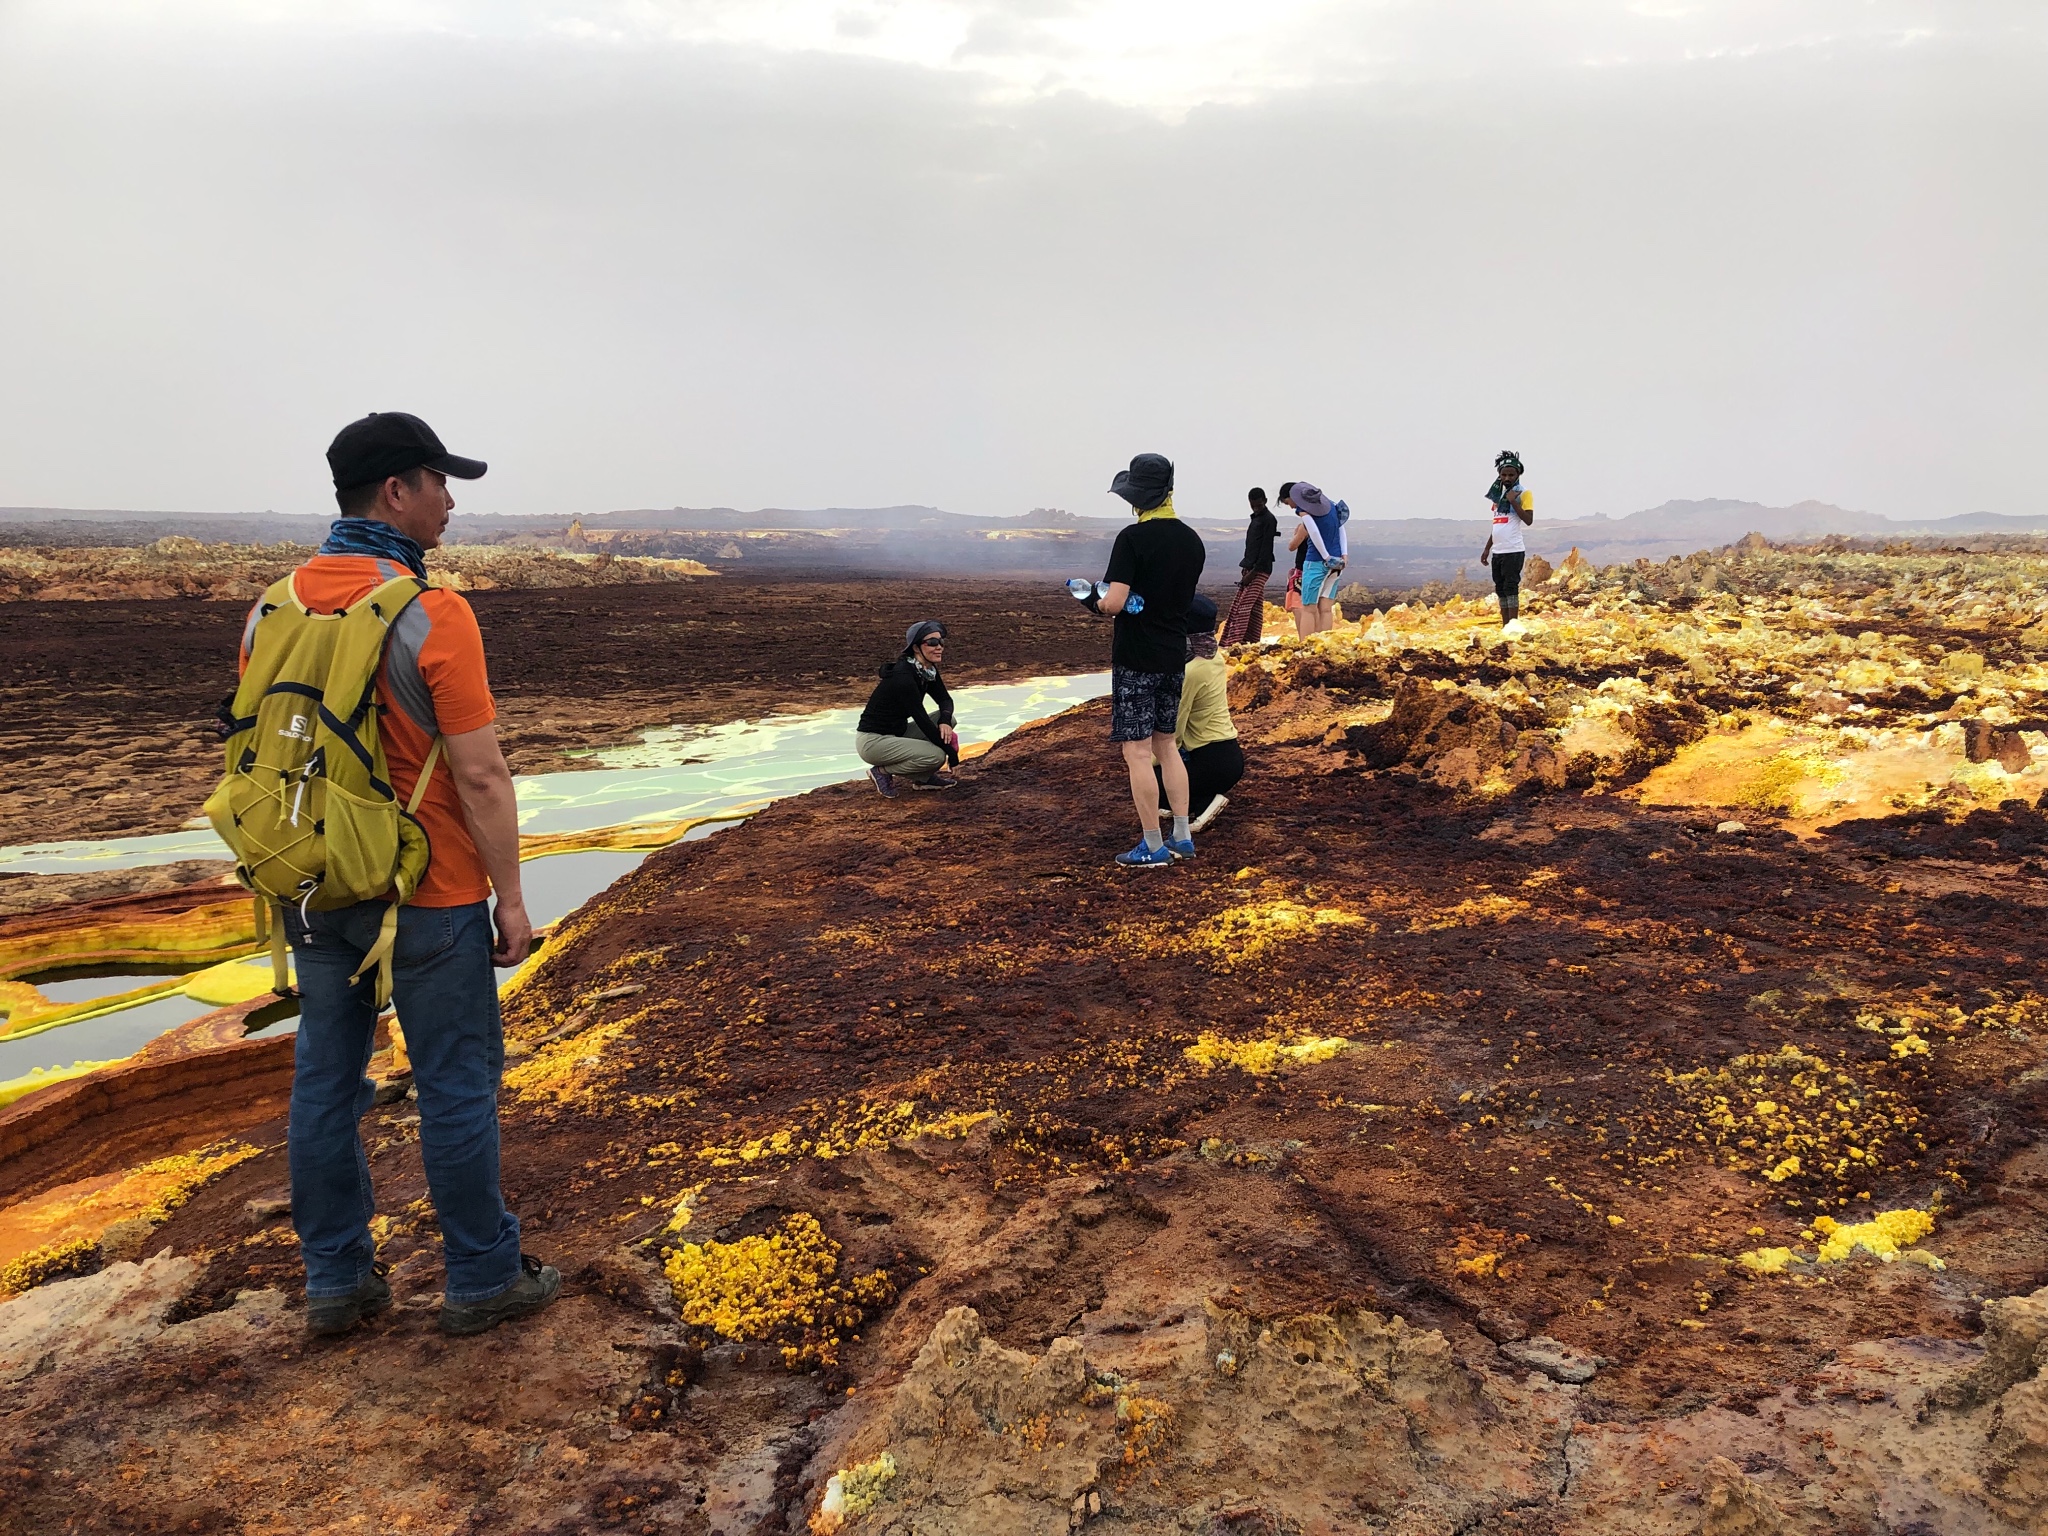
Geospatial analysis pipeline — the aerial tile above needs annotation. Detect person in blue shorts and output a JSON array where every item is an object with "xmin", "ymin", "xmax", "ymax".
[
  {"xmin": 1282, "ymin": 481, "xmax": 1349, "ymax": 636},
  {"xmin": 1071, "ymin": 452, "xmax": 1207, "ymax": 868}
]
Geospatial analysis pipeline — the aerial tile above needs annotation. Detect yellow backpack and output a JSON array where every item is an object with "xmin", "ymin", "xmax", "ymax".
[{"xmin": 205, "ymin": 570, "xmax": 442, "ymax": 1007}]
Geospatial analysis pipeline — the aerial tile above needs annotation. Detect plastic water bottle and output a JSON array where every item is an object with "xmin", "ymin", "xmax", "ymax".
[{"xmin": 1066, "ymin": 579, "xmax": 1142, "ymax": 614}]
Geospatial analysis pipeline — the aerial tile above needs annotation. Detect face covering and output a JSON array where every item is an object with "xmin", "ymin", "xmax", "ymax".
[{"xmin": 320, "ymin": 516, "xmax": 428, "ymax": 579}]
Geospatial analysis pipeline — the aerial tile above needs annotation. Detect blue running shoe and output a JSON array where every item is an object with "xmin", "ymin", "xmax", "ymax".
[
  {"xmin": 1115, "ymin": 838, "xmax": 1176, "ymax": 869},
  {"xmin": 1166, "ymin": 837, "xmax": 1196, "ymax": 861}
]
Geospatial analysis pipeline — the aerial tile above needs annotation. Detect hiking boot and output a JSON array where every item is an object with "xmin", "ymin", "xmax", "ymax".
[
  {"xmin": 912, "ymin": 771, "xmax": 960, "ymax": 790},
  {"xmin": 1190, "ymin": 794, "xmax": 1228, "ymax": 834},
  {"xmin": 306, "ymin": 1265, "xmax": 391, "ymax": 1336},
  {"xmin": 1114, "ymin": 838, "xmax": 1176, "ymax": 870},
  {"xmin": 439, "ymin": 1255, "xmax": 562, "ymax": 1336},
  {"xmin": 1165, "ymin": 836, "xmax": 1197, "ymax": 861},
  {"xmin": 868, "ymin": 766, "xmax": 897, "ymax": 798}
]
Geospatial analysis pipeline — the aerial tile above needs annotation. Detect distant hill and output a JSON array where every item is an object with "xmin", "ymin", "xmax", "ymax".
[{"xmin": 5, "ymin": 497, "xmax": 2045, "ymax": 585}]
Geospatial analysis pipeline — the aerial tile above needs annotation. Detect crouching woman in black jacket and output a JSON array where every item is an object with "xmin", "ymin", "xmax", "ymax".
[{"xmin": 856, "ymin": 620, "xmax": 960, "ymax": 797}]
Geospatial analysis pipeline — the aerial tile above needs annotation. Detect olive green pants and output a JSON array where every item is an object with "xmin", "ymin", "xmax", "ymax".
[{"xmin": 855, "ymin": 729, "xmax": 947, "ymax": 780}]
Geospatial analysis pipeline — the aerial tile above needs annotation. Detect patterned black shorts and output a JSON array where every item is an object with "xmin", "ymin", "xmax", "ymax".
[{"xmin": 1109, "ymin": 666, "xmax": 1184, "ymax": 742}]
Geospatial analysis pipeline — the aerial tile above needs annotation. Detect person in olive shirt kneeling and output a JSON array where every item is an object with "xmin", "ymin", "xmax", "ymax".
[
  {"xmin": 1173, "ymin": 594, "xmax": 1244, "ymax": 831},
  {"xmin": 1073, "ymin": 452, "xmax": 1207, "ymax": 868}
]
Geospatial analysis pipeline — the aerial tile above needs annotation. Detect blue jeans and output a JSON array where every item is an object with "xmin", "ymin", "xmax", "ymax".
[{"xmin": 284, "ymin": 899, "xmax": 522, "ymax": 1302}]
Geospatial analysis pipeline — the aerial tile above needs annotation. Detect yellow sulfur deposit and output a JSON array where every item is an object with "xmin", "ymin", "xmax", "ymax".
[
  {"xmin": 1735, "ymin": 1208, "xmax": 1940, "ymax": 1273},
  {"xmin": 695, "ymin": 1102, "xmax": 999, "ymax": 1169},
  {"xmin": 1244, "ymin": 540, "xmax": 2048, "ymax": 821},
  {"xmin": 1158, "ymin": 898, "xmax": 1365, "ymax": 967},
  {"xmin": 1812, "ymin": 1208, "xmax": 1936, "ymax": 1263},
  {"xmin": 1183, "ymin": 1033, "xmax": 1351, "ymax": 1076},
  {"xmin": 0, "ymin": 1058, "xmax": 116, "ymax": 1110},
  {"xmin": 663, "ymin": 1212, "xmax": 894, "ymax": 1370},
  {"xmin": 0, "ymin": 1236, "xmax": 100, "ymax": 1294},
  {"xmin": 502, "ymin": 1019, "xmax": 628, "ymax": 1107},
  {"xmin": 1663, "ymin": 1045, "xmax": 1922, "ymax": 1195},
  {"xmin": 811, "ymin": 1452, "xmax": 897, "ymax": 1534},
  {"xmin": 0, "ymin": 1140, "xmax": 263, "ymax": 1292},
  {"xmin": 1117, "ymin": 1391, "xmax": 1177, "ymax": 1465},
  {"xmin": 1736, "ymin": 1247, "xmax": 1800, "ymax": 1275}
]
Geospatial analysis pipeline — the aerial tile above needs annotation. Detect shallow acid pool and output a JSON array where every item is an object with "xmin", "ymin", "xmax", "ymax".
[
  {"xmin": 26, "ymin": 969, "xmax": 185, "ymax": 1004},
  {"xmin": 0, "ymin": 671, "xmax": 1109, "ymax": 874},
  {"xmin": 0, "ymin": 672, "xmax": 1111, "ymax": 1084},
  {"xmin": 0, "ymin": 992, "xmax": 224, "ymax": 1079}
]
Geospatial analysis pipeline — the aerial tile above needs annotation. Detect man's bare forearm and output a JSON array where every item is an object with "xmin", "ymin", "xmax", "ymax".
[{"xmin": 456, "ymin": 771, "xmax": 525, "ymax": 910}]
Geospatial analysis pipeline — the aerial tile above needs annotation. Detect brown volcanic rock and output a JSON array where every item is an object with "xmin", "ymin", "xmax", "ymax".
[{"xmin": 22, "ymin": 548, "xmax": 2048, "ymax": 1530}]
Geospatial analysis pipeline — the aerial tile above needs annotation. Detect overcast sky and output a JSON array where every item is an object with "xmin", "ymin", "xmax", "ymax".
[{"xmin": 1, "ymin": 1, "xmax": 2042, "ymax": 522}]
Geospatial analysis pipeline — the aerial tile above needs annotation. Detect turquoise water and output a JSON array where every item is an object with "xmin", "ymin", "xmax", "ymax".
[
  {"xmin": 28, "ymin": 970, "xmax": 184, "ymax": 1003},
  {"xmin": 0, "ymin": 671, "xmax": 1109, "ymax": 874},
  {"xmin": 0, "ymin": 993, "xmax": 222, "ymax": 1079},
  {"xmin": 0, "ymin": 672, "xmax": 1109, "ymax": 1078}
]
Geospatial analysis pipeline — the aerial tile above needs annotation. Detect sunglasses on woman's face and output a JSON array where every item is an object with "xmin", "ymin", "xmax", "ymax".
[{"xmin": 922, "ymin": 638, "xmax": 945, "ymax": 649}]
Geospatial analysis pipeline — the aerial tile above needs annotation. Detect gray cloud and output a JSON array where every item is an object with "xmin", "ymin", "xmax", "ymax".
[{"xmin": 0, "ymin": 5, "xmax": 2041, "ymax": 526}]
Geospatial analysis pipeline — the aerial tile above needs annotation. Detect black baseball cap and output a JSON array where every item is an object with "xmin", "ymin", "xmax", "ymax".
[{"xmin": 327, "ymin": 411, "xmax": 487, "ymax": 492}]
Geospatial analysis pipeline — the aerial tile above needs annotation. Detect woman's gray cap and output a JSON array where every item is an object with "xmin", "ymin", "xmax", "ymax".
[
  {"xmin": 904, "ymin": 619, "xmax": 947, "ymax": 653},
  {"xmin": 1289, "ymin": 482, "xmax": 1329, "ymax": 513},
  {"xmin": 1108, "ymin": 453, "xmax": 1174, "ymax": 512}
]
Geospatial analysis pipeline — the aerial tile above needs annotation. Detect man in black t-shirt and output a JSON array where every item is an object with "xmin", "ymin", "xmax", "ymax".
[{"xmin": 1077, "ymin": 452, "xmax": 1207, "ymax": 868}]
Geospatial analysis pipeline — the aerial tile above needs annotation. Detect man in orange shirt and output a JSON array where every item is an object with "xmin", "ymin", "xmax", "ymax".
[{"xmin": 258, "ymin": 411, "xmax": 558, "ymax": 1337}]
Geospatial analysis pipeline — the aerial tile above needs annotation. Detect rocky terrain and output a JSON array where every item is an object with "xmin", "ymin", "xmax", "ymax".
[
  {"xmin": 7, "ymin": 542, "xmax": 2048, "ymax": 1532},
  {"xmin": 0, "ymin": 538, "xmax": 716, "ymax": 603}
]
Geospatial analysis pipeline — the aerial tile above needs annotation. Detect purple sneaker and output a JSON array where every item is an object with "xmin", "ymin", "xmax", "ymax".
[{"xmin": 869, "ymin": 766, "xmax": 897, "ymax": 798}]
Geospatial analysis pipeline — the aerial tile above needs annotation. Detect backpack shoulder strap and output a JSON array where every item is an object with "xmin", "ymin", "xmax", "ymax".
[{"xmin": 322, "ymin": 575, "xmax": 431, "ymax": 718}]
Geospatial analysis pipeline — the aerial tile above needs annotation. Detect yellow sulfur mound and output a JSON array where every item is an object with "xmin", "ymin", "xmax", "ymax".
[
  {"xmin": 1184, "ymin": 1033, "xmax": 1351, "ymax": 1076},
  {"xmin": 1117, "ymin": 1392, "xmax": 1177, "ymax": 1465},
  {"xmin": 664, "ymin": 1212, "xmax": 894, "ymax": 1370},
  {"xmin": 1736, "ymin": 1247, "xmax": 1800, "ymax": 1274},
  {"xmin": 1812, "ymin": 1208, "xmax": 1936, "ymax": 1263},
  {"xmin": 1735, "ymin": 1208, "xmax": 1940, "ymax": 1273},
  {"xmin": 811, "ymin": 1452, "xmax": 896, "ymax": 1534}
]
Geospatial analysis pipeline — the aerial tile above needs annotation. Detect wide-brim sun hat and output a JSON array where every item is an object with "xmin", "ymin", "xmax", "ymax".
[{"xmin": 1108, "ymin": 453, "xmax": 1174, "ymax": 512}]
